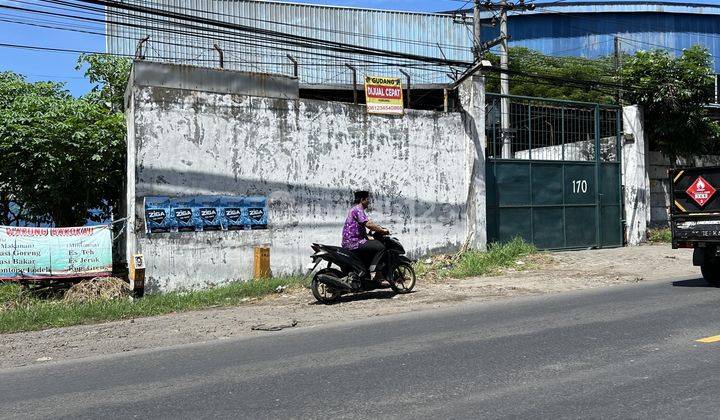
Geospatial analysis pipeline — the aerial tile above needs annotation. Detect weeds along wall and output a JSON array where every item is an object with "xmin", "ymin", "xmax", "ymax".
[{"xmin": 125, "ymin": 63, "xmax": 485, "ymax": 293}]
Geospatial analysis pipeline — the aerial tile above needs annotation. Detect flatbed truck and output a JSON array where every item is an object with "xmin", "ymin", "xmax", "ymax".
[{"xmin": 670, "ymin": 167, "xmax": 720, "ymax": 286}]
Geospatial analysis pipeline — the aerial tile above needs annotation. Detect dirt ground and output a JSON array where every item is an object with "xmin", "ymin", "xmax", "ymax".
[{"xmin": 0, "ymin": 244, "xmax": 698, "ymax": 370}]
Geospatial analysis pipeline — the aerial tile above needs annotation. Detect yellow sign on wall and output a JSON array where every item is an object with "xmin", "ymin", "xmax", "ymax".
[{"xmin": 364, "ymin": 76, "xmax": 404, "ymax": 115}]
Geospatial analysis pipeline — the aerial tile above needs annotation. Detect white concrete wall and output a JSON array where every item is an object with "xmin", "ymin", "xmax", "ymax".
[
  {"xmin": 127, "ymin": 82, "xmax": 484, "ymax": 292},
  {"xmin": 459, "ymin": 76, "xmax": 487, "ymax": 251},
  {"xmin": 513, "ymin": 137, "xmax": 617, "ymax": 161},
  {"xmin": 622, "ymin": 105, "xmax": 650, "ymax": 245}
]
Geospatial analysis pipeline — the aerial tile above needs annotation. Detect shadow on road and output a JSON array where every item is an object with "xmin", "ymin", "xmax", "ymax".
[
  {"xmin": 309, "ymin": 289, "xmax": 417, "ymax": 305},
  {"xmin": 335, "ymin": 290, "xmax": 398, "ymax": 303},
  {"xmin": 672, "ymin": 278, "xmax": 717, "ymax": 288}
]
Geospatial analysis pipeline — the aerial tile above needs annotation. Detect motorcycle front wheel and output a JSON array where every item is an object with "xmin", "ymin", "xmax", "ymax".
[
  {"xmin": 311, "ymin": 268, "xmax": 343, "ymax": 304},
  {"xmin": 390, "ymin": 263, "xmax": 416, "ymax": 294}
]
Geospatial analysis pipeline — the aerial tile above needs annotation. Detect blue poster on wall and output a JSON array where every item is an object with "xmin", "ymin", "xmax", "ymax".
[
  {"xmin": 172, "ymin": 198, "xmax": 196, "ymax": 232},
  {"xmin": 144, "ymin": 197, "xmax": 173, "ymax": 233},
  {"xmin": 220, "ymin": 199, "xmax": 245, "ymax": 231},
  {"xmin": 196, "ymin": 197, "xmax": 223, "ymax": 231},
  {"xmin": 245, "ymin": 196, "xmax": 268, "ymax": 230},
  {"xmin": 144, "ymin": 196, "xmax": 268, "ymax": 233}
]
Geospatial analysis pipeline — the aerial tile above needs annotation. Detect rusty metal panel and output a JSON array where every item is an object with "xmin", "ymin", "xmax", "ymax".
[{"xmin": 129, "ymin": 61, "xmax": 299, "ymax": 99}]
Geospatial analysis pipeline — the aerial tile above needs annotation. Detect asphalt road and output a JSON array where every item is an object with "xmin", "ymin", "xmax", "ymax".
[{"xmin": 3, "ymin": 276, "xmax": 720, "ymax": 419}]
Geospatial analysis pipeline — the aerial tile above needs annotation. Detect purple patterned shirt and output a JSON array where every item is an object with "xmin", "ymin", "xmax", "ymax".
[{"xmin": 341, "ymin": 204, "xmax": 369, "ymax": 250}]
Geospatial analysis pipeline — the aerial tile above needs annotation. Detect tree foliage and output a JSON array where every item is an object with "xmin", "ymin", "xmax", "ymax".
[
  {"xmin": 485, "ymin": 47, "xmax": 616, "ymax": 103},
  {"xmin": 621, "ymin": 45, "xmax": 720, "ymax": 160},
  {"xmin": 0, "ymin": 55, "xmax": 129, "ymax": 227},
  {"xmin": 0, "ymin": 74, "xmax": 68, "ymax": 225},
  {"xmin": 76, "ymin": 53, "xmax": 132, "ymax": 112}
]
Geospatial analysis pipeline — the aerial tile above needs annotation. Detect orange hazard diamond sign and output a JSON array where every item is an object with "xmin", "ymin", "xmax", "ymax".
[{"xmin": 686, "ymin": 176, "xmax": 716, "ymax": 207}]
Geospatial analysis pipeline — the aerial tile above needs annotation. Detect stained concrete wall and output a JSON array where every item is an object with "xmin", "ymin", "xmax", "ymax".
[
  {"xmin": 459, "ymin": 76, "xmax": 487, "ymax": 251},
  {"xmin": 126, "ymin": 64, "xmax": 485, "ymax": 292},
  {"xmin": 622, "ymin": 105, "xmax": 650, "ymax": 245}
]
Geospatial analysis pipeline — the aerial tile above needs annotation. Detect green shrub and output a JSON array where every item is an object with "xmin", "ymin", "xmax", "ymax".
[{"xmin": 648, "ymin": 228, "xmax": 671, "ymax": 243}]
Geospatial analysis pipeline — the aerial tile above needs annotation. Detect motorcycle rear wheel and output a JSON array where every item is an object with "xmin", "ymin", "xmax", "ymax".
[
  {"xmin": 311, "ymin": 268, "xmax": 343, "ymax": 304},
  {"xmin": 390, "ymin": 263, "xmax": 416, "ymax": 294}
]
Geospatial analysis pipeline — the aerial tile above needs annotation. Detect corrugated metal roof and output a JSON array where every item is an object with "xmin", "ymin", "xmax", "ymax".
[
  {"xmin": 252, "ymin": 0, "xmax": 464, "ymax": 16},
  {"xmin": 106, "ymin": 0, "xmax": 474, "ymax": 86}
]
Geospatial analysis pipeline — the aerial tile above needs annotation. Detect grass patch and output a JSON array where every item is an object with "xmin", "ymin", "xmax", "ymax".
[
  {"xmin": 0, "ymin": 283, "xmax": 22, "ymax": 305},
  {"xmin": 648, "ymin": 228, "xmax": 671, "ymax": 243},
  {"xmin": 0, "ymin": 239, "xmax": 539, "ymax": 334},
  {"xmin": 447, "ymin": 238, "xmax": 538, "ymax": 278},
  {"xmin": 0, "ymin": 276, "xmax": 306, "ymax": 334},
  {"xmin": 415, "ymin": 237, "xmax": 539, "ymax": 280}
]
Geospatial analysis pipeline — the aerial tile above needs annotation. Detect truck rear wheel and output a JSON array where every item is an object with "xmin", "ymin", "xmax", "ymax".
[{"xmin": 701, "ymin": 263, "xmax": 720, "ymax": 287}]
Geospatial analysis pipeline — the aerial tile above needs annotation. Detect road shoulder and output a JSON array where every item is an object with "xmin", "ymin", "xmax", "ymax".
[{"xmin": 0, "ymin": 244, "xmax": 696, "ymax": 369}]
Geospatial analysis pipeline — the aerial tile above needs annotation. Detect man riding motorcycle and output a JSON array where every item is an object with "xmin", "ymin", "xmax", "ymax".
[
  {"xmin": 341, "ymin": 190, "xmax": 390, "ymax": 280},
  {"xmin": 307, "ymin": 190, "xmax": 416, "ymax": 303}
]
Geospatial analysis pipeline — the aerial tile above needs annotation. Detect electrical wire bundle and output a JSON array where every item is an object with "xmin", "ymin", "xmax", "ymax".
[{"xmin": 0, "ymin": 0, "xmax": 636, "ymax": 92}]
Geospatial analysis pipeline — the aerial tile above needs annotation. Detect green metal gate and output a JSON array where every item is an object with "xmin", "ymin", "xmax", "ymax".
[{"xmin": 486, "ymin": 94, "xmax": 623, "ymax": 250}]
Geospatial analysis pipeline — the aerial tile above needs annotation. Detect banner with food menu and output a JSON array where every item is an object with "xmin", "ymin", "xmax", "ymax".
[{"xmin": 0, "ymin": 225, "xmax": 113, "ymax": 280}]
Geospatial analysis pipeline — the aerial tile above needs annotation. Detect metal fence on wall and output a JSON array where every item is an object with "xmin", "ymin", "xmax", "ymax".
[
  {"xmin": 106, "ymin": 0, "xmax": 472, "ymax": 86},
  {"xmin": 485, "ymin": 94, "xmax": 621, "ymax": 163}
]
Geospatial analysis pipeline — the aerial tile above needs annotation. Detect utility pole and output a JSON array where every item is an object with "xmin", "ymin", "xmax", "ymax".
[
  {"xmin": 473, "ymin": 1, "xmax": 481, "ymax": 61},
  {"xmin": 475, "ymin": 1, "xmax": 535, "ymax": 158},
  {"xmin": 462, "ymin": 2, "xmax": 501, "ymax": 60},
  {"xmin": 499, "ymin": 0, "xmax": 511, "ymax": 158},
  {"xmin": 614, "ymin": 36, "xmax": 623, "ymax": 105}
]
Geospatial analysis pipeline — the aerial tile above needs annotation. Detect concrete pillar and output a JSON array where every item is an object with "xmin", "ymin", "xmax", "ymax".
[
  {"xmin": 125, "ymin": 86, "xmax": 138, "ymax": 263},
  {"xmin": 622, "ymin": 105, "xmax": 650, "ymax": 245},
  {"xmin": 458, "ymin": 75, "xmax": 487, "ymax": 251}
]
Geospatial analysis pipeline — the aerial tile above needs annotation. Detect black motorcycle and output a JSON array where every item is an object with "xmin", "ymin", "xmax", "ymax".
[{"xmin": 308, "ymin": 233, "xmax": 416, "ymax": 304}]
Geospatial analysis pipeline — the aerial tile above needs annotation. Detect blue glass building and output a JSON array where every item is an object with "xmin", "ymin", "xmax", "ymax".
[{"xmin": 477, "ymin": 1, "xmax": 720, "ymax": 71}]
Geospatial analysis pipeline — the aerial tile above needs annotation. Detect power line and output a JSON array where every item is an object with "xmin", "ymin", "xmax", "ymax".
[
  {"xmin": 72, "ymin": 0, "xmax": 470, "ymax": 53},
  {"xmin": 5, "ymin": 1, "xmax": 466, "ymax": 75},
  {"xmin": 2, "ymin": 0, "xmax": 648, "ymax": 92},
  {"xmin": 0, "ymin": 41, "xmax": 220, "ymax": 62},
  {"xmin": 0, "ymin": 3, "xmax": 458, "ymax": 73},
  {"xmin": 1, "ymin": 38, "xmax": 630, "ymax": 93},
  {"xmin": 25, "ymin": 0, "xmax": 623, "ymax": 85},
  {"xmin": 0, "ymin": 40, "xmax": 459, "ymax": 73},
  {"xmin": 2, "ymin": 0, "xmax": 474, "ymax": 86},
  {"xmin": 548, "ymin": 38, "xmax": 614, "ymax": 56},
  {"xmin": 71, "ymin": 0, "xmax": 472, "ymax": 67}
]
